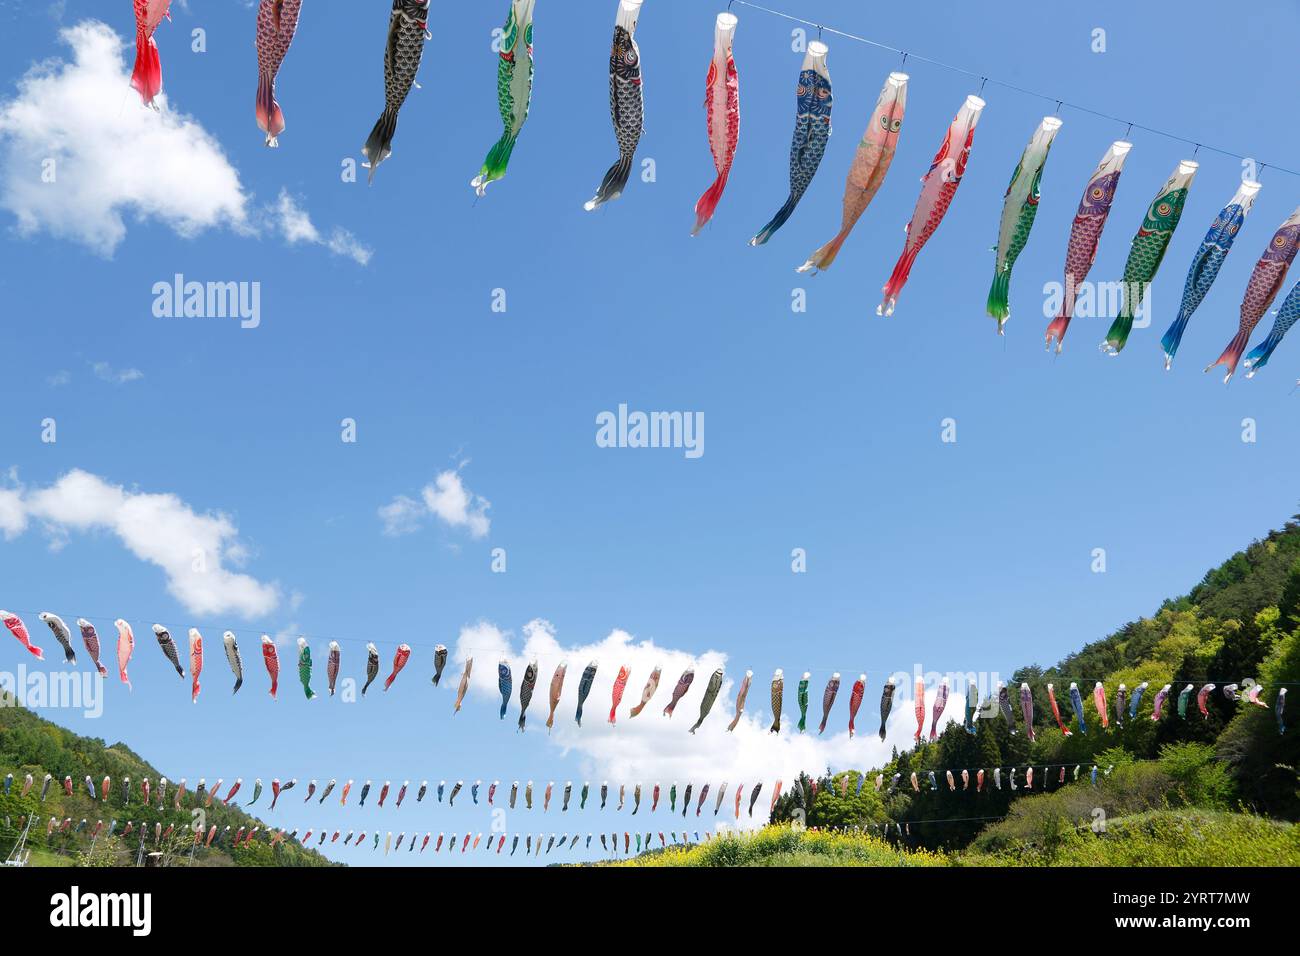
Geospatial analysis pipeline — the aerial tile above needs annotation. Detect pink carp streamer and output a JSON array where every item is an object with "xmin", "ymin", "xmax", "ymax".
[
  {"xmin": 1093, "ymin": 682, "xmax": 1109, "ymax": 729},
  {"xmin": 77, "ymin": 619, "xmax": 108, "ymax": 676},
  {"xmin": 727, "ymin": 669, "xmax": 752, "ymax": 731},
  {"xmin": 800, "ymin": 71, "xmax": 908, "ymax": 273},
  {"xmin": 878, "ymin": 94, "xmax": 985, "ymax": 316},
  {"xmin": 546, "ymin": 661, "xmax": 567, "ymax": 730},
  {"xmin": 261, "ymin": 635, "xmax": 280, "ymax": 699},
  {"xmin": 384, "ymin": 643, "xmax": 411, "ymax": 692},
  {"xmin": 114, "ymin": 619, "xmax": 135, "ymax": 690},
  {"xmin": 254, "ymin": 0, "xmax": 303, "ymax": 147},
  {"xmin": 1, "ymin": 611, "xmax": 44, "ymax": 661},
  {"xmin": 847, "ymin": 674, "xmax": 865, "ymax": 737},
  {"xmin": 913, "ymin": 678, "xmax": 925, "ymax": 741},
  {"xmin": 1197, "ymin": 683, "xmax": 1215, "ymax": 718},
  {"xmin": 692, "ymin": 13, "xmax": 740, "ymax": 235},
  {"xmin": 609, "ymin": 665, "xmax": 630, "ymax": 723},
  {"xmin": 188, "ymin": 628, "xmax": 203, "ymax": 704},
  {"xmin": 629, "ymin": 666, "xmax": 660, "ymax": 718}
]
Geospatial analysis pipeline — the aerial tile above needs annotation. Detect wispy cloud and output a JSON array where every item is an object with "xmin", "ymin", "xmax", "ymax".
[
  {"xmin": 273, "ymin": 190, "xmax": 372, "ymax": 266},
  {"xmin": 1, "ymin": 468, "xmax": 280, "ymax": 618},
  {"xmin": 381, "ymin": 467, "xmax": 491, "ymax": 539},
  {"xmin": 0, "ymin": 20, "xmax": 364, "ymax": 264},
  {"xmin": 90, "ymin": 360, "xmax": 143, "ymax": 385}
]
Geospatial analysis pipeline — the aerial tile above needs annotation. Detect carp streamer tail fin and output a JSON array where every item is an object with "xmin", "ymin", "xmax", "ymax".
[
  {"xmin": 586, "ymin": 153, "xmax": 634, "ymax": 211},
  {"xmin": 986, "ymin": 269, "xmax": 1011, "ymax": 328},
  {"xmin": 362, "ymin": 108, "xmax": 400, "ymax": 184},
  {"xmin": 799, "ymin": 229, "xmax": 850, "ymax": 274},
  {"xmin": 130, "ymin": 37, "xmax": 163, "ymax": 108},
  {"xmin": 878, "ymin": 244, "xmax": 922, "ymax": 317},
  {"xmin": 692, "ymin": 169, "xmax": 731, "ymax": 237},
  {"xmin": 1206, "ymin": 328, "xmax": 1252, "ymax": 382},
  {"xmin": 256, "ymin": 71, "xmax": 284, "ymax": 147},
  {"xmin": 473, "ymin": 132, "xmax": 519, "ymax": 197},
  {"xmin": 750, "ymin": 193, "xmax": 798, "ymax": 247}
]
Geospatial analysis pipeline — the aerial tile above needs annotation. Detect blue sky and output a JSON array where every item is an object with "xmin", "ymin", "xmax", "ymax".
[{"xmin": 1, "ymin": 0, "xmax": 1298, "ymax": 865}]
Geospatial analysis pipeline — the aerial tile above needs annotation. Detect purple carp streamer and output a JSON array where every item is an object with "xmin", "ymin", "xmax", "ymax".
[
  {"xmin": 818, "ymin": 672, "xmax": 840, "ymax": 734},
  {"xmin": 929, "ymin": 679, "xmax": 949, "ymax": 741},
  {"xmin": 769, "ymin": 669, "xmax": 784, "ymax": 733},
  {"xmin": 585, "ymin": 0, "xmax": 645, "ymax": 211},
  {"xmin": 1207, "ymin": 207, "xmax": 1300, "ymax": 381},
  {"xmin": 1045, "ymin": 140, "xmax": 1131, "ymax": 352},
  {"xmin": 728, "ymin": 669, "xmax": 752, "ymax": 731},
  {"xmin": 361, "ymin": 0, "xmax": 430, "ymax": 183},
  {"xmin": 1019, "ymin": 682, "xmax": 1035, "ymax": 741},
  {"xmin": 518, "ymin": 660, "xmax": 538, "ymax": 730},
  {"xmin": 628, "ymin": 665, "xmax": 660, "ymax": 718},
  {"xmin": 1277, "ymin": 688, "xmax": 1287, "ymax": 735},
  {"xmin": 663, "ymin": 667, "xmax": 694, "ymax": 717},
  {"xmin": 608, "ymin": 665, "xmax": 629, "ymax": 724},
  {"xmin": 689, "ymin": 668, "xmax": 724, "ymax": 733},
  {"xmin": 878, "ymin": 94, "xmax": 985, "ymax": 316},
  {"xmin": 692, "ymin": 12, "xmax": 740, "ymax": 235},
  {"xmin": 77, "ymin": 619, "xmax": 108, "ymax": 677},
  {"xmin": 546, "ymin": 661, "xmax": 567, "ymax": 730},
  {"xmin": 750, "ymin": 42, "xmax": 832, "ymax": 246},
  {"xmin": 800, "ymin": 71, "xmax": 907, "ymax": 273},
  {"xmin": 254, "ymin": 0, "xmax": 302, "ymax": 147}
]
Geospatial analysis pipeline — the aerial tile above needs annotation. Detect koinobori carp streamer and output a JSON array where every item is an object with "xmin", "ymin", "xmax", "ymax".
[
  {"xmin": 608, "ymin": 665, "xmax": 629, "ymax": 724},
  {"xmin": 114, "ymin": 619, "xmax": 134, "ymax": 690},
  {"xmin": 151, "ymin": 624, "xmax": 183, "ymax": 678},
  {"xmin": 327, "ymin": 642, "xmax": 340, "ymax": 696},
  {"xmin": 575, "ymin": 660, "xmax": 596, "ymax": 725},
  {"xmin": 878, "ymin": 680, "xmax": 894, "ymax": 740},
  {"xmin": 663, "ymin": 667, "xmax": 694, "ymax": 717},
  {"xmin": 1243, "ymin": 277, "xmax": 1300, "ymax": 377},
  {"xmin": 929, "ymin": 678, "xmax": 949, "ymax": 741},
  {"xmin": 689, "ymin": 668, "xmax": 724, "ymax": 733},
  {"xmin": 254, "ymin": 0, "xmax": 303, "ymax": 146},
  {"xmin": 1159, "ymin": 180, "xmax": 1261, "ymax": 368},
  {"xmin": 129, "ymin": 0, "xmax": 172, "ymax": 109},
  {"xmin": 751, "ymin": 42, "xmax": 831, "ymax": 246},
  {"xmin": 384, "ymin": 644, "xmax": 411, "ymax": 691},
  {"xmin": 362, "ymin": 643, "xmax": 380, "ymax": 695},
  {"xmin": 986, "ymin": 116, "xmax": 1062, "ymax": 333},
  {"xmin": 545, "ymin": 661, "xmax": 567, "ymax": 730},
  {"xmin": 519, "ymin": 660, "xmax": 538, "ymax": 730},
  {"xmin": 38, "ymin": 613, "xmax": 76, "ymax": 664},
  {"xmin": 223, "ymin": 631, "xmax": 243, "ymax": 694},
  {"xmin": 796, "ymin": 671, "xmax": 811, "ymax": 732},
  {"xmin": 473, "ymin": 0, "xmax": 536, "ymax": 196},
  {"xmin": 692, "ymin": 12, "xmax": 740, "ymax": 235},
  {"xmin": 188, "ymin": 628, "xmax": 202, "ymax": 704},
  {"xmin": 818, "ymin": 672, "xmax": 840, "ymax": 734},
  {"xmin": 261, "ymin": 635, "xmax": 279, "ymax": 699},
  {"xmin": 1206, "ymin": 207, "xmax": 1300, "ymax": 381},
  {"xmin": 800, "ymin": 71, "xmax": 906, "ymax": 273},
  {"xmin": 296, "ymin": 637, "xmax": 314, "ymax": 700},
  {"xmin": 878, "ymin": 94, "xmax": 985, "ymax": 316},
  {"xmin": 2, "ymin": 611, "xmax": 43, "ymax": 661},
  {"xmin": 497, "ymin": 660, "xmax": 513, "ymax": 719},
  {"xmin": 628, "ymin": 665, "xmax": 659, "ymax": 718},
  {"xmin": 1103, "ymin": 160, "xmax": 1199, "ymax": 354},
  {"xmin": 769, "ymin": 669, "xmax": 784, "ymax": 733},
  {"xmin": 585, "ymin": 0, "xmax": 645, "ymax": 211},
  {"xmin": 1045, "ymin": 140, "xmax": 1131, "ymax": 352},
  {"xmin": 361, "ymin": 0, "xmax": 431, "ymax": 183}
]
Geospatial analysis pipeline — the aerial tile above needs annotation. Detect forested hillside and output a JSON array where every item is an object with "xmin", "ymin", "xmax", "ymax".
[
  {"xmin": 0, "ymin": 701, "xmax": 331, "ymax": 867},
  {"xmin": 772, "ymin": 514, "xmax": 1300, "ymax": 852}
]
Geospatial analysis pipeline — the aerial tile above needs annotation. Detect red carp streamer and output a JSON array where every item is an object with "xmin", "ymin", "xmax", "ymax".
[
  {"xmin": 261, "ymin": 635, "xmax": 280, "ymax": 699},
  {"xmin": 130, "ymin": 0, "xmax": 172, "ymax": 109},
  {"xmin": 384, "ymin": 643, "xmax": 411, "ymax": 691}
]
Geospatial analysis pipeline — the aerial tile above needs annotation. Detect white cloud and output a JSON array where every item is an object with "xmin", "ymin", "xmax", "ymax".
[
  {"xmin": 4, "ymin": 468, "xmax": 280, "ymax": 617},
  {"xmin": 46, "ymin": 370, "xmax": 71, "ymax": 387},
  {"xmin": 381, "ymin": 469, "xmax": 491, "ymax": 539},
  {"xmin": 0, "ymin": 20, "xmax": 367, "ymax": 264},
  {"xmin": 452, "ymin": 619, "xmax": 978, "ymax": 827},
  {"xmin": 272, "ymin": 190, "xmax": 372, "ymax": 266},
  {"xmin": 90, "ymin": 360, "xmax": 143, "ymax": 384}
]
